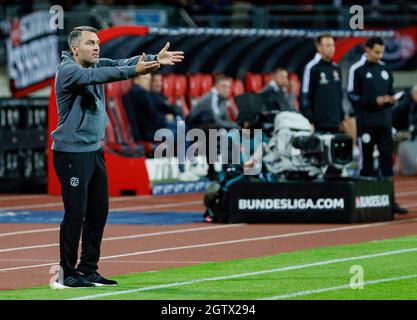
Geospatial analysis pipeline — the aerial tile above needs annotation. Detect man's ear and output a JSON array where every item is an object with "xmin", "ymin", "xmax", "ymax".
[{"xmin": 71, "ymin": 46, "xmax": 78, "ymax": 56}]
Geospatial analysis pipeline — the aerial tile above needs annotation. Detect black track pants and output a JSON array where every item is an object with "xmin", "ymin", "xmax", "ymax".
[
  {"xmin": 53, "ymin": 149, "xmax": 109, "ymax": 277},
  {"xmin": 357, "ymin": 126, "xmax": 394, "ymax": 177}
]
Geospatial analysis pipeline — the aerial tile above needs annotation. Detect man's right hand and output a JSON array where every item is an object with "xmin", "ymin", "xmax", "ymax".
[
  {"xmin": 135, "ymin": 53, "xmax": 160, "ymax": 75},
  {"xmin": 376, "ymin": 95, "xmax": 389, "ymax": 106},
  {"xmin": 165, "ymin": 114, "xmax": 175, "ymax": 122}
]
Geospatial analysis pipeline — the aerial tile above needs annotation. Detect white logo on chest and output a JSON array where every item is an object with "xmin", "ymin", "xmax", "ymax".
[
  {"xmin": 365, "ymin": 72, "xmax": 373, "ymax": 79},
  {"xmin": 319, "ymin": 72, "xmax": 329, "ymax": 84},
  {"xmin": 381, "ymin": 70, "xmax": 389, "ymax": 80}
]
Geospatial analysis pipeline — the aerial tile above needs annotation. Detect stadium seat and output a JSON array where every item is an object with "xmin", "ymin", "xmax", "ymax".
[
  {"xmin": 104, "ymin": 80, "xmax": 145, "ymax": 156},
  {"xmin": 200, "ymin": 74, "xmax": 214, "ymax": 96},
  {"xmin": 263, "ymin": 73, "xmax": 273, "ymax": 85},
  {"xmin": 106, "ymin": 80, "xmax": 134, "ymax": 144},
  {"xmin": 173, "ymin": 74, "xmax": 189, "ymax": 117},
  {"xmin": 232, "ymin": 79, "xmax": 245, "ymax": 96},
  {"xmin": 162, "ymin": 73, "xmax": 176, "ymax": 104},
  {"xmin": 228, "ymin": 79, "xmax": 245, "ymax": 121},
  {"xmin": 187, "ymin": 73, "xmax": 202, "ymax": 109},
  {"xmin": 289, "ymin": 72, "xmax": 301, "ymax": 110},
  {"xmin": 104, "ymin": 117, "xmax": 117, "ymax": 145},
  {"xmin": 245, "ymin": 73, "xmax": 263, "ymax": 93}
]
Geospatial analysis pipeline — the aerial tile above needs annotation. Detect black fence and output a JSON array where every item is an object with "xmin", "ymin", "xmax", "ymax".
[{"xmin": 0, "ymin": 98, "xmax": 48, "ymax": 192}]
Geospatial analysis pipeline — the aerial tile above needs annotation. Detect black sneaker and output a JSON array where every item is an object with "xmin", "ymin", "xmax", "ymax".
[
  {"xmin": 52, "ymin": 275, "xmax": 95, "ymax": 289},
  {"xmin": 393, "ymin": 202, "xmax": 408, "ymax": 215},
  {"xmin": 79, "ymin": 272, "xmax": 118, "ymax": 286}
]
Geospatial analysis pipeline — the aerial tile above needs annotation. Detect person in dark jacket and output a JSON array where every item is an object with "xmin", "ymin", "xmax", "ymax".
[
  {"xmin": 187, "ymin": 74, "xmax": 238, "ymax": 130},
  {"xmin": 150, "ymin": 72, "xmax": 184, "ymax": 119},
  {"xmin": 392, "ymin": 84, "xmax": 417, "ymax": 138},
  {"xmin": 126, "ymin": 73, "xmax": 199, "ymax": 181},
  {"xmin": 127, "ymin": 73, "xmax": 170, "ymax": 141},
  {"xmin": 51, "ymin": 26, "xmax": 184, "ymax": 288},
  {"xmin": 186, "ymin": 74, "xmax": 238, "ymax": 180},
  {"xmin": 347, "ymin": 36, "xmax": 408, "ymax": 215},
  {"xmin": 260, "ymin": 67, "xmax": 295, "ymax": 112},
  {"xmin": 300, "ymin": 34, "xmax": 345, "ymax": 133}
]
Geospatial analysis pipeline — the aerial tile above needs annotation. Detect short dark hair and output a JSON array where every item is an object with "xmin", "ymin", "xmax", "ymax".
[
  {"xmin": 316, "ymin": 33, "xmax": 333, "ymax": 45},
  {"xmin": 214, "ymin": 74, "xmax": 231, "ymax": 85},
  {"xmin": 272, "ymin": 66, "xmax": 288, "ymax": 74},
  {"xmin": 68, "ymin": 26, "xmax": 98, "ymax": 49},
  {"xmin": 365, "ymin": 36, "xmax": 384, "ymax": 49}
]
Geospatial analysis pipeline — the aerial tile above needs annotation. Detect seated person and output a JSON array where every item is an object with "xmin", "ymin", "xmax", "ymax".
[
  {"xmin": 124, "ymin": 74, "xmax": 198, "ymax": 181},
  {"xmin": 124, "ymin": 73, "xmax": 177, "ymax": 142},
  {"xmin": 393, "ymin": 84, "xmax": 417, "ymax": 139},
  {"xmin": 187, "ymin": 74, "xmax": 239, "ymax": 130},
  {"xmin": 186, "ymin": 74, "xmax": 239, "ymax": 180},
  {"xmin": 223, "ymin": 114, "xmax": 268, "ymax": 179},
  {"xmin": 260, "ymin": 67, "xmax": 296, "ymax": 112},
  {"xmin": 150, "ymin": 72, "xmax": 184, "ymax": 120}
]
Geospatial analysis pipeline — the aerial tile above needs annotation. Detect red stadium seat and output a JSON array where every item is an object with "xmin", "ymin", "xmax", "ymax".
[
  {"xmin": 263, "ymin": 73, "xmax": 273, "ymax": 85},
  {"xmin": 245, "ymin": 73, "xmax": 263, "ymax": 93},
  {"xmin": 200, "ymin": 74, "xmax": 214, "ymax": 96},
  {"xmin": 289, "ymin": 72, "xmax": 301, "ymax": 111},
  {"xmin": 228, "ymin": 79, "xmax": 245, "ymax": 121},
  {"xmin": 103, "ymin": 119, "xmax": 139, "ymax": 154},
  {"xmin": 173, "ymin": 74, "xmax": 189, "ymax": 117},
  {"xmin": 104, "ymin": 80, "xmax": 145, "ymax": 156},
  {"xmin": 232, "ymin": 79, "xmax": 245, "ymax": 96},
  {"xmin": 162, "ymin": 74, "xmax": 176, "ymax": 104},
  {"xmin": 106, "ymin": 80, "xmax": 134, "ymax": 144},
  {"xmin": 105, "ymin": 116, "xmax": 117, "ymax": 145},
  {"xmin": 187, "ymin": 73, "xmax": 202, "ymax": 109}
]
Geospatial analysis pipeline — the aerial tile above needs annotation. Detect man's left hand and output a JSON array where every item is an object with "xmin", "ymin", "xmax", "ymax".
[
  {"xmin": 157, "ymin": 42, "xmax": 184, "ymax": 65},
  {"xmin": 387, "ymin": 95, "xmax": 397, "ymax": 104}
]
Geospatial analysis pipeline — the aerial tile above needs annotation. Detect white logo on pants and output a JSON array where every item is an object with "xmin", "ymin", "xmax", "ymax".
[
  {"xmin": 70, "ymin": 177, "xmax": 79, "ymax": 187},
  {"xmin": 361, "ymin": 133, "xmax": 371, "ymax": 144}
]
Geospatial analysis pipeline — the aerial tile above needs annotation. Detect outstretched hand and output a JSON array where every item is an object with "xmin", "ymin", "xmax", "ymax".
[
  {"xmin": 157, "ymin": 42, "xmax": 184, "ymax": 66},
  {"xmin": 135, "ymin": 53, "xmax": 160, "ymax": 75}
]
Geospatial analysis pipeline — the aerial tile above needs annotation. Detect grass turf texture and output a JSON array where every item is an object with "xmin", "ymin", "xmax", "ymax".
[{"xmin": 1, "ymin": 235, "xmax": 417, "ymax": 300}]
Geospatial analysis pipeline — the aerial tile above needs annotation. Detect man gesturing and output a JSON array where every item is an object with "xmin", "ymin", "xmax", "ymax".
[{"xmin": 51, "ymin": 26, "xmax": 184, "ymax": 288}]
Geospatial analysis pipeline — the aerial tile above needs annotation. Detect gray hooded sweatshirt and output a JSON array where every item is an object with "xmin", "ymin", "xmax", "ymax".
[{"xmin": 51, "ymin": 51, "xmax": 156, "ymax": 152}]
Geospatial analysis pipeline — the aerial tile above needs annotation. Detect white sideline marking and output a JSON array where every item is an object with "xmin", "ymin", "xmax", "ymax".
[
  {"xmin": 396, "ymin": 190, "xmax": 417, "ymax": 197},
  {"xmin": 0, "ymin": 195, "xmax": 50, "ymax": 202},
  {"xmin": 2, "ymin": 217, "xmax": 417, "ymax": 272},
  {"xmin": 70, "ymin": 247, "xmax": 417, "ymax": 300},
  {"xmin": 0, "ymin": 200, "xmax": 201, "ymax": 211},
  {"xmin": 0, "ymin": 262, "xmax": 57, "ymax": 272},
  {"xmin": 0, "ymin": 200, "xmax": 202, "ymax": 238},
  {"xmin": 98, "ymin": 218, "xmax": 417, "ymax": 261},
  {"xmin": 403, "ymin": 201, "xmax": 417, "ymax": 209},
  {"xmin": 0, "ymin": 224, "xmax": 242, "ymax": 253},
  {"xmin": 0, "ymin": 202, "xmax": 64, "ymax": 210},
  {"xmin": 0, "ymin": 227, "xmax": 59, "ymax": 238},
  {"xmin": 0, "ymin": 258, "xmax": 211, "ymax": 264},
  {"xmin": 259, "ymin": 274, "xmax": 417, "ymax": 300},
  {"xmin": 0, "ymin": 193, "xmax": 414, "ymax": 236},
  {"xmin": 394, "ymin": 180, "xmax": 417, "ymax": 187},
  {"xmin": 109, "ymin": 201, "xmax": 201, "ymax": 212}
]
